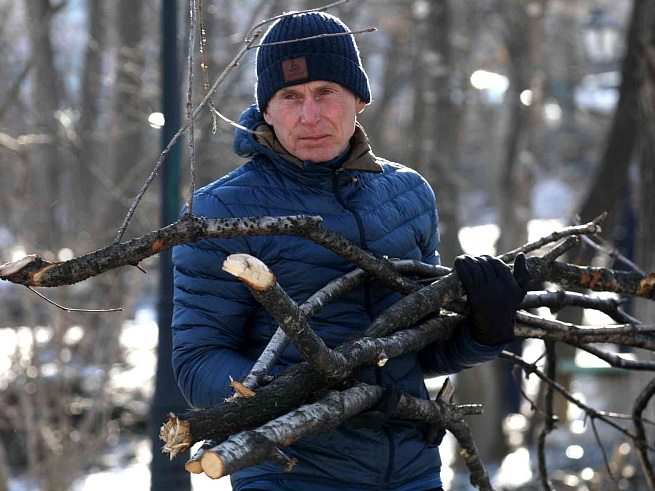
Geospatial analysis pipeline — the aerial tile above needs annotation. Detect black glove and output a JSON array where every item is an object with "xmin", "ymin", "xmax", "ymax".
[
  {"xmin": 454, "ymin": 253, "xmax": 530, "ymax": 346},
  {"xmin": 343, "ymin": 385, "xmax": 401, "ymax": 430}
]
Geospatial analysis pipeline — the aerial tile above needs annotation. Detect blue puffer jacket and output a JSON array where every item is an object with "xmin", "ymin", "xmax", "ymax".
[{"xmin": 172, "ymin": 104, "xmax": 502, "ymax": 490}]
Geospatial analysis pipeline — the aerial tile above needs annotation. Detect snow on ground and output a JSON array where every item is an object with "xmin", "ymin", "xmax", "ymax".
[{"xmin": 70, "ymin": 440, "xmax": 232, "ymax": 491}]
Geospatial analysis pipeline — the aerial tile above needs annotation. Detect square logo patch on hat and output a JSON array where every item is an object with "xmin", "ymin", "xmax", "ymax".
[{"xmin": 282, "ymin": 57, "xmax": 308, "ymax": 82}]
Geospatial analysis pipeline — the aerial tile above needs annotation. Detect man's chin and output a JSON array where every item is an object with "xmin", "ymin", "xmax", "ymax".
[{"xmin": 296, "ymin": 150, "xmax": 340, "ymax": 163}]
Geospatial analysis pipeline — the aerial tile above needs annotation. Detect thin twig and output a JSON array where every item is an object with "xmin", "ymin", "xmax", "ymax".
[
  {"xmin": 574, "ymin": 216, "xmax": 647, "ymax": 275},
  {"xmin": 573, "ymin": 343, "xmax": 655, "ymax": 372},
  {"xmin": 498, "ymin": 213, "xmax": 606, "ymax": 263},
  {"xmin": 114, "ymin": 32, "xmax": 263, "ymax": 243},
  {"xmin": 186, "ymin": 0, "xmax": 197, "ymax": 215},
  {"xmin": 589, "ymin": 417, "xmax": 623, "ymax": 490},
  {"xmin": 197, "ymin": 0, "xmax": 218, "ymax": 134},
  {"xmin": 209, "ymin": 105, "xmax": 264, "ymax": 135},
  {"xmin": 542, "ymin": 237, "xmax": 579, "ymax": 262},
  {"xmin": 537, "ymin": 341, "xmax": 556, "ymax": 491},
  {"xmin": 501, "ymin": 351, "xmax": 642, "ymax": 443},
  {"xmin": 632, "ymin": 377, "xmax": 655, "ymax": 490},
  {"xmin": 522, "ymin": 290, "xmax": 642, "ymax": 325},
  {"xmin": 240, "ymin": 327, "xmax": 289, "ymax": 390},
  {"xmin": 249, "ymin": 28, "xmax": 377, "ymax": 50},
  {"xmin": 513, "ymin": 364, "xmax": 543, "ymax": 415},
  {"xmin": 515, "ymin": 313, "xmax": 655, "ymax": 351},
  {"xmin": 245, "ymin": 0, "xmax": 352, "ymax": 42},
  {"xmin": 27, "ymin": 287, "xmax": 122, "ymax": 313}
]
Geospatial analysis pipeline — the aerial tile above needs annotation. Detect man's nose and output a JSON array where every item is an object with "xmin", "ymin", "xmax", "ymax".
[{"xmin": 300, "ymin": 98, "xmax": 320, "ymax": 124}]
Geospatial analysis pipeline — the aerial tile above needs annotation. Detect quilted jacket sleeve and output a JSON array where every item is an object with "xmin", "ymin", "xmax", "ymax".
[
  {"xmin": 417, "ymin": 185, "xmax": 503, "ymax": 377},
  {"xmin": 172, "ymin": 191, "xmax": 258, "ymax": 408}
]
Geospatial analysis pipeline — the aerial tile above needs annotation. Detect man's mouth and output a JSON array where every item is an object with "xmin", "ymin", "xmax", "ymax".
[{"xmin": 299, "ymin": 135, "xmax": 330, "ymax": 142}]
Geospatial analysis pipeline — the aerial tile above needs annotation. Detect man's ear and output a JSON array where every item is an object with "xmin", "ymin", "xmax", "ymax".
[
  {"xmin": 263, "ymin": 107, "xmax": 273, "ymax": 125},
  {"xmin": 356, "ymin": 98, "xmax": 366, "ymax": 114}
]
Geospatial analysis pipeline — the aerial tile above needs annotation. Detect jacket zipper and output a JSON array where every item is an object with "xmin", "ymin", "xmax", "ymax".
[
  {"xmin": 331, "ymin": 170, "xmax": 372, "ymax": 317},
  {"xmin": 332, "ymin": 170, "xmax": 395, "ymax": 488}
]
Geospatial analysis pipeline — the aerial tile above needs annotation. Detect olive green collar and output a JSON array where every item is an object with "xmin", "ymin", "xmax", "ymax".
[{"xmin": 254, "ymin": 122, "xmax": 383, "ymax": 173}]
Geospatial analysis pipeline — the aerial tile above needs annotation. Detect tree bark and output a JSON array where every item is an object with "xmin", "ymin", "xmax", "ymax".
[
  {"xmin": 577, "ymin": 0, "xmax": 650, "ymax": 244},
  {"xmin": 635, "ymin": 0, "xmax": 655, "ymax": 324},
  {"xmin": 24, "ymin": 0, "xmax": 65, "ymax": 250},
  {"xmin": 410, "ymin": 0, "xmax": 463, "ymax": 265},
  {"xmin": 74, "ymin": 0, "xmax": 106, "ymax": 226},
  {"xmin": 108, "ymin": 0, "xmax": 147, "ymax": 239}
]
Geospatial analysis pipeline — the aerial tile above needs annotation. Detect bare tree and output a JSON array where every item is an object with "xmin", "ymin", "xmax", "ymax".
[
  {"xmin": 409, "ymin": 0, "xmax": 464, "ymax": 266},
  {"xmin": 24, "ymin": 0, "xmax": 66, "ymax": 251},
  {"xmin": 632, "ymin": 0, "xmax": 655, "ymax": 324},
  {"xmin": 73, "ymin": 0, "xmax": 107, "ymax": 228},
  {"xmin": 495, "ymin": 0, "xmax": 548, "ymax": 255}
]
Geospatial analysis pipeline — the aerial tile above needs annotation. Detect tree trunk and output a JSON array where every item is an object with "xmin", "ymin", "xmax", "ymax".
[
  {"xmin": 24, "ymin": 0, "xmax": 65, "ymax": 251},
  {"xmin": 74, "ymin": 0, "xmax": 106, "ymax": 230},
  {"xmin": 576, "ymin": 0, "xmax": 647, "ymax": 250},
  {"xmin": 634, "ymin": 0, "xmax": 655, "ymax": 324},
  {"xmin": 360, "ymin": 37, "xmax": 404, "ymax": 146},
  {"xmin": 432, "ymin": 0, "xmax": 464, "ymax": 265},
  {"xmin": 108, "ymin": 0, "xmax": 147, "ymax": 238},
  {"xmin": 410, "ymin": 0, "xmax": 463, "ymax": 265},
  {"xmin": 497, "ymin": 0, "xmax": 547, "ymax": 254},
  {"xmin": 0, "ymin": 439, "xmax": 8, "ymax": 491}
]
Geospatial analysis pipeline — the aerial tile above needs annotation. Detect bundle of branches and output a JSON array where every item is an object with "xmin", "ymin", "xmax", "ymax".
[
  {"xmin": 152, "ymin": 214, "xmax": 655, "ymax": 491},
  {"xmin": 2, "ymin": 213, "xmax": 655, "ymax": 490}
]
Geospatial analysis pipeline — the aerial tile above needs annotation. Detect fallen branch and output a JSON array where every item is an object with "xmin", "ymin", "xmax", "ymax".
[
  {"xmin": 186, "ymin": 383, "xmax": 492, "ymax": 488},
  {"xmin": 516, "ymin": 312, "xmax": 655, "ymax": 351},
  {"xmin": 159, "ymin": 314, "xmax": 464, "ymax": 458},
  {"xmin": 196, "ymin": 384, "xmax": 383, "ymax": 479},
  {"xmin": 499, "ymin": 213, "xmax": 606, "ymax": 262},
  {"xmin": 239, "ymin": 259, "xmax": 450, "ymax": 390},
  {"xmin": 223, "ymin": 254, "xmax": 350, "ymax": 378},
  {"xmin": 521, "ymin": 290, "xmax": 640, "ymax": 325},
  {"xmin": 528, "ymin": 257, "xmax": 655, "ymax": 298},
  {"xmin": 4, "ymin": 200, "xmax": 653, "ymax": 485},
  {"xmin": 0, "ymin": 214, "xmax": 417, "ymax": 293}
]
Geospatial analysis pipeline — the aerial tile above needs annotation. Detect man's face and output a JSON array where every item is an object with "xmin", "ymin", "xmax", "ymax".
[{"xmin": 263, "ymin": 81, "xmax": 366, "ymax": 162}]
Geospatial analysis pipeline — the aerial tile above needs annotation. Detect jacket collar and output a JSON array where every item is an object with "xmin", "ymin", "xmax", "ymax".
[{"xmin": 235, "ymin": 104, "xmax": 383, "ymax": 173}]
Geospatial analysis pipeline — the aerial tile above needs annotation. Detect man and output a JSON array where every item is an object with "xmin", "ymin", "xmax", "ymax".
[{"xmin": 172, "ymin": 11, "xmax": 528, "ymax": 491}]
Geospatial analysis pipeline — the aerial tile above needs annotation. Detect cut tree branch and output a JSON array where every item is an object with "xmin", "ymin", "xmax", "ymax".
[
  {"xmin": 522, "ymin": 290, "xmax": 640, "ymax": 325},
  {"xmin": 223, "ymin": 254, "xmax": 350, "ymax": 379},
  {"xmin": 159, "ymin": 314, "xmax": 464, "ymax": 458},
  {"xmin": 516, "ymin": 312, "xmax": 655, "ymax": 351},
  {"xmin": 238, "ymin": 259, "xmax": 450, "ymax": 390},
  {"xmin": 182, "ymin": 383, "xmax": 491, "ymax": 488},
  {"xmin": 0, "ymin": 214, "xmax": 417, "ymax": 293}
]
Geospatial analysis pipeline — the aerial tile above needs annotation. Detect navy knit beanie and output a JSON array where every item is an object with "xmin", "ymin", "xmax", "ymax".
[{"xmin": 255, "ymin": 11, "xmax": 371, "ymax": 111}]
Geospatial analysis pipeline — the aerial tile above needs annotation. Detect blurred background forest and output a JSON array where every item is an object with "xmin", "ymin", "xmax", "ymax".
[{"xmin": 1, "ymin": 0, "xmax": 654, "ymax": 490}]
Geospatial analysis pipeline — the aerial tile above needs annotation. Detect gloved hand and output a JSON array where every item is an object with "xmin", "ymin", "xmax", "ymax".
[
  {"xmin": 343, "ymin": 385, "xmax": 401, "ymax": 430},
  {"xmin": 453, "ymin": 253, "xmax": 530, "ymax": 346}
]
